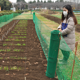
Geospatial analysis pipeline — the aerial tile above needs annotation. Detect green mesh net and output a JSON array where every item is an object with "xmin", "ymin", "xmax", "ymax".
[
  {"xmin": 0, "ymin": 13, "xmax": 21, "ymax": 28},
  {"xmin": 33, "ymin": 13, "xmax": 52, "ymax": 60},
  {"xmin": 33, "ymin": 12, "xmax": 80, "ymax": 80},
  {"xmin": 0, "ymin": 13, "xmax": 20, "ymax": 23}
]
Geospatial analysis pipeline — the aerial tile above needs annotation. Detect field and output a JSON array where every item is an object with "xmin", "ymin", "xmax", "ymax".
[
  {"xmin": 0, "ymin": 13, "xmax": 58, "ymax": 80},
  {"xmin": 0, "ymin": 10, "xmax": 80, "ymax": 80}
]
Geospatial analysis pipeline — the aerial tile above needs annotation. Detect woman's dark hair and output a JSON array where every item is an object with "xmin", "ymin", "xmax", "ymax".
[{"xmin": 61, "ymin": 5, "xmax": 77, "ymax": 25}]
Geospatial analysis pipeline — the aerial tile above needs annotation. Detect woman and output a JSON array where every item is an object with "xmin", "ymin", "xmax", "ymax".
[{"xmin": 58, "ymin": 5, "xmax": 77, "ymax": 63}]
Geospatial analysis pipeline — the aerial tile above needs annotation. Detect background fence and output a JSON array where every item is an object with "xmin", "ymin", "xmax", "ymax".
[
  {"xmin": 33, "ymin": 12, "xmax": 80, "ymax": 80},
  {"xmin": 0, "ymin": 13, "xmax": 21, "ymax": 23}
]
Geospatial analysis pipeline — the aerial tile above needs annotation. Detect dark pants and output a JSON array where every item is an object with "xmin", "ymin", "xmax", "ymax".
[{"xmin": 61, "ymin": 50, "xmax": 70, "ymax": 61}]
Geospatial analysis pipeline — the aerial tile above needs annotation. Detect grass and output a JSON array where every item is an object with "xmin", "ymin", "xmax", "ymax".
[
  {"xmin": 36, "ymin": 14, "xmax": 59, "ymax": 30},
  {"xmin": 51, "ymin": 13, "xmax": 80, "ymax": 24},
  {"xmin": 14, "ymin": 13, "xmax": 33, "ymax": 20}
]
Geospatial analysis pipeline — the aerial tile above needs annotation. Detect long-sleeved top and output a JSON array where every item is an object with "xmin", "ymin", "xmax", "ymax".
[{"xmin": 58, "ymin": 17, "xmax": 76, "ymax": 51}]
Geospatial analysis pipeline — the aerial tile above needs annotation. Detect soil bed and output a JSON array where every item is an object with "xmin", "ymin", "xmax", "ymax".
[{"xmin": 41, "ymin": 14, "xmax": 80, "ymax": 32}]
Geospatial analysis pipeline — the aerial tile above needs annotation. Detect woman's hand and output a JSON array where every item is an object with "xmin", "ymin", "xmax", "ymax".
[{"xmin": 58, "ymin": 28, "xmax": 62, "ymax": 32}]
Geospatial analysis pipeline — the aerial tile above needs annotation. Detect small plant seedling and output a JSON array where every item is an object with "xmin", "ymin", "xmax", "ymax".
[
  {"xmin": 5, "ymin": 39, "xmax": 10, "ymax": 41},
  {"xmin": 4, "ymin": 66, "xmax": 9, "ymax": 71},
  {"xmin": 0, "ymin": 49, "xmax": 6, "ymax": 52},
  {"xmin": 0, "ymin": 57, "xmax": 3, "ymax": 59},
  {"xmin": 18, "ymin": 67, "xmax": 22, "ymax": 70},
  {"xmin": 22, "ymin": 40, "xmax": 24, "ymax": 41},
  {"xmin": 10, "ymin": 44, "xmax": 13, "ymax": 46},
  {"xmin": 0, "ymin": 66, "xmax": 2, "ymax": 70},
  {"xmin": 23, "ymin": 57, "xmax": 27, "ymax": 59},
  {"xmin": 16, "ymin": 43, "xmax": 21, "ymax": 46},
  {"xmin": 7, "ymin": 49, "xmax": 11, "ymax": 52},
  {"xmin": 3, "ymin": 44, "xmax": 7, "ymax": 46},
  {"xmin": 11, "ymin": 66, "xmax": 17, "ymax": 70},
  {"xmin": 13, "ymin": 49, "xmax": 20, "ymax": 52},
  {"xmin": 22, "ymin": 44, "xmax": 26, "ymax": 46},
  {"xmin": 11, "ymin": 31, "xmax": 14, "ymax": 33},
  {"xmin": 15, "ymin": 39, "xmax": 20, "ymax": 41},
  {"xmin": 23, "ymin": 36, "xmax": 26, "ymax": 38},
  {"xmin": 8, "ymin": 36, "xmax": 13, "ymax": 38}
]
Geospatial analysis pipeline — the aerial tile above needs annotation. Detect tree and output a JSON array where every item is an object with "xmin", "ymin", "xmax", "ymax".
[
  {"xmin": 17, "ymin": 0, "xmax": 25, "ymax": 2},
  {"xmin": 60, "ymin": 0, "xmax": 63, "ymax": 2},
  {"xmin": 48, "ymin": 0, "xmax": 52, "ymax": 3},
  {"xmin": 37, "ymin": 0, "xmax": 40, "ymax": 2},
  {"xmin": 26, "ymin": 4, "xmax": 28, "ymax": 9},
  {"xmin": 29, "ymin": 1, "xmax": 33, "ymax": 4},
  {"xmin": 41, "ymin": 0, "xmax": 43, "ymax": 3},
  {"xmin": 0, "ymin": 0, "xmax": 12, "ymax": 10},
  {"xmin": 44, "ymin": 0, "xmax": 46, "ymax": 3},
  {"xmin": 33, "ymin": 0, "xmax": 36, "ymax": 3}
]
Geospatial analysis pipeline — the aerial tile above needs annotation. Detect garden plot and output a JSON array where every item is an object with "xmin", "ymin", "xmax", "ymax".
[
  {"xmin": 0, "ymin": 19, "xmax": 58, "ymax": 80},
  {"xmin": 0, "ymin": 20, "xmax": 27, "ymax": 79}
]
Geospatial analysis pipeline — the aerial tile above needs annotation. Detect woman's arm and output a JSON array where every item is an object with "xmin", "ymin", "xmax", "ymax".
[
  {"xmin": 57, "ymin": 24, "xmax": 62, "ymax": 30},
  {"xmin": 61, "ymin": 17, "xmax": 75, "ymax": 36}
]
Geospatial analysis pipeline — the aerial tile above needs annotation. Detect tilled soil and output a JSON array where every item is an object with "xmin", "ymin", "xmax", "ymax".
[
  {"xmin": 0, "ymin": 20, "xmax": 58, "ymax": 80},
  {"xmin": 0, "ymin": 20, "xmax": 18, "ymax": 39},
  {"xmin": 41, "ymin": 14, "xmax": 80, "ymax": 32}
]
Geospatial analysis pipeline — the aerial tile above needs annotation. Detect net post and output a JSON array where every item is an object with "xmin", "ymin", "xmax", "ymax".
[
  {"xmin": 33, "ymin": 12, "xmax": 35, "ymax": 23},
  {"xmin": 46, "ymin": 30, "xmax": 61, "ymax": 78}
]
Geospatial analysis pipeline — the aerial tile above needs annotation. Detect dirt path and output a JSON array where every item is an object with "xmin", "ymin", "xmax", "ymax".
[
  {"xmin": 41, "ymin": 14, "xmax": 80, "ymax": 32},
  {"xmin": 0, "ymin": 20, "xmax": 58, "ymax": 80}
]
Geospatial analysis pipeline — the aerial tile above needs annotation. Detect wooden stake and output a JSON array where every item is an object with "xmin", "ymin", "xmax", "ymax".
[{"xmin": 71, "ymin": 42, "xmax": 78, "ymax": 80}]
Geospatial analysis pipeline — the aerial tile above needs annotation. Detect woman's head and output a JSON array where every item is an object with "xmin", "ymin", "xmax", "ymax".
[{"xmin": 61, "ymin": 5, "xmax": 77, "ymax": 25}]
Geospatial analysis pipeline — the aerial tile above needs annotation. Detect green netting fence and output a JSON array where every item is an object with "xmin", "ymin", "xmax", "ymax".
[
  {"xmin": 33, "ymin": 12, "xmax": 80, "ymax": 80},
  {"xmin": 0, "ymin": 13, "xmax": 21, "ymax": 23}
]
